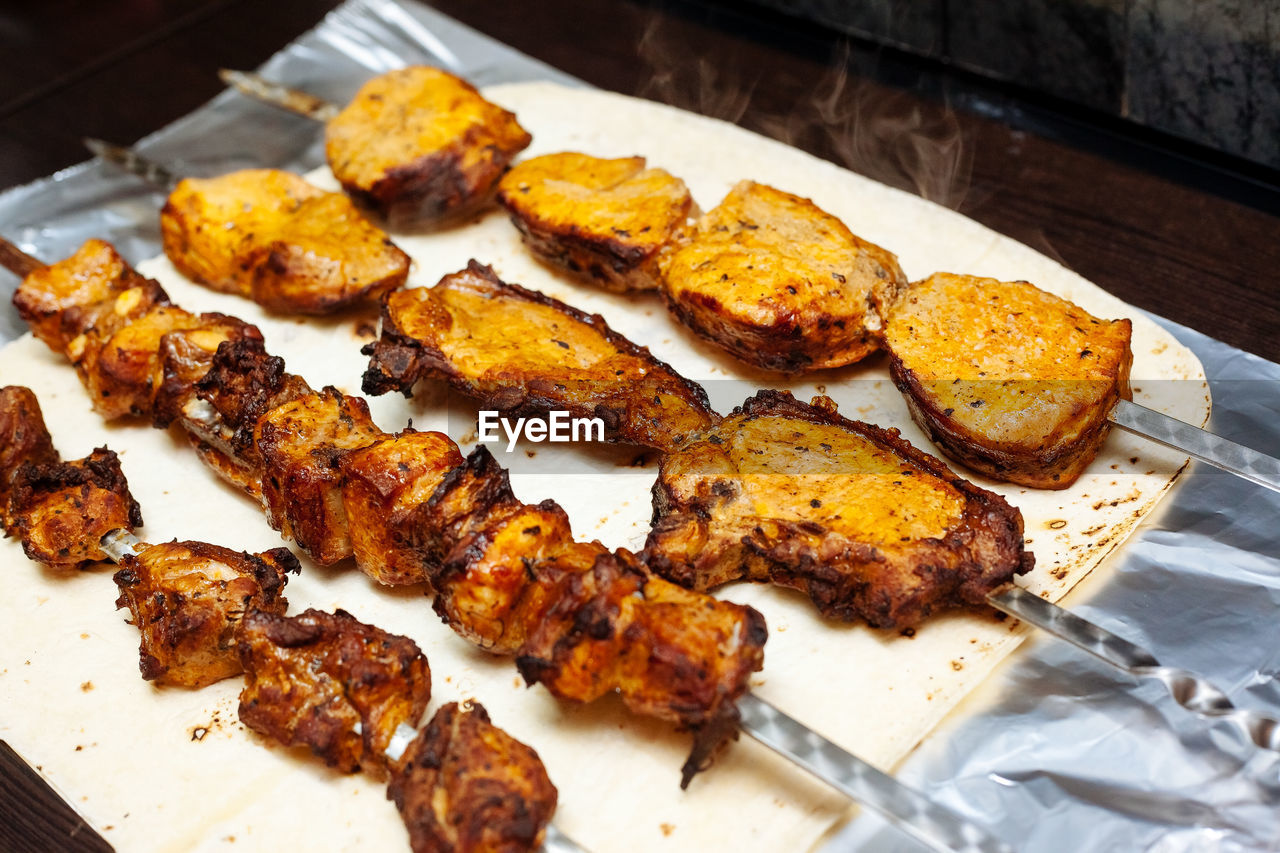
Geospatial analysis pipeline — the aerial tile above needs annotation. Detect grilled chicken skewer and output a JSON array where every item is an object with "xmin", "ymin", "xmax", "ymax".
[
  {"xmin": 84, "ymin": 139, "xmax": 410, "ymax": 315},
  {"xmin": 4, "ymin": 239, "xmax": 1012, "ymax": 853},
  {"xmin": 219, "ymin": 67, "xmax": 532, "ymax": 227},
  {"xmin": 0, "ymin": 391, "xmax": 570, "ymax": 852}
]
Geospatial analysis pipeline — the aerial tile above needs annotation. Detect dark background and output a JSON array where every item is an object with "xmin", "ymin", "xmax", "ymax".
[{"xmin": 1, "ymin": 1, "xmax": 1278, "ymax": 849}]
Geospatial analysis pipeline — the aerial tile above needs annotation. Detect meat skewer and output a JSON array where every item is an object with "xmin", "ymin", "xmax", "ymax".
[
  {"xmin": 219, "ymin": 67, "xmax": 532, "ymax": 227},
  {"xmin": 84, "ymin": 138, "xmax": 411, "ymax": 315},
  {"xmin": 1, "ymin": 239, "xmax": 1013, "ymax": 853}
]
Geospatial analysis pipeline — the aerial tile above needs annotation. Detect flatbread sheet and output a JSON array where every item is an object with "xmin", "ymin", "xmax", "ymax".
[{"xmin": 0, "ymin": 83, "xmax": 1208, "ymax": 852}]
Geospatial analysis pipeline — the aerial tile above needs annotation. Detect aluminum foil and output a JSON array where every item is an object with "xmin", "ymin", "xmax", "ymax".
[{"xmin": 1, "ymin": 1, "xmax": 1277, "ymax": 850}]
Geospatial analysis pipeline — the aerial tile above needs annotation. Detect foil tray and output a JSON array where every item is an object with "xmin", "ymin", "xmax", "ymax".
[{"xmin": 1, "ymin": 1, "xmax": 1278, "ymax": 850}]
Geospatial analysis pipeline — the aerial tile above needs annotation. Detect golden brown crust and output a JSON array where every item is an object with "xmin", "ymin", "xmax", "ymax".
[
  {"xmin": 325, "ymin": 67, "xmax": 532, "ymax": 227},
  {"xmin": 497, "ymin": 152, "xmax": 694, "ymax": 292},
  {"xmin": 112, "ymin": 541, "xmax": 295, "ymax": 688},
  {"xmin": 388, "ymin": 702, "xmax": 558, "ymax": 853},
  {"xmin": 152, "ymin": 315, "xmax": 264, "ymax": 429},
  {"xmin": 645, "ymin": 390, "xmax": 1033, "ymax": 629},
  {"xmin": 884, "ymin": 273, "xmax": 1134, "ymax": 489},
  {"xmin": 659, "ymin": 181, "xmax": 907, "ymax": 372},
  {"xmin": 0, "ymin": 387, "xmax": 60, "ymax": 529},
  {"xmin": 237, "ymin": 608, "xmax": 431, "ymax": 778},
  {"xmin": 362, "ymin": 261, "xmax": 718, "ymax": 451},
  {"xmin": 161, "ymin": 169, "xmax": 410, "ymax": 314},
  {"xmin": 255, "ymin": 387, "xmax": 384, "ymax": 564},
  {"xmin": 7, "ymin": 448, "xmax": 143, "ymax": 569}
]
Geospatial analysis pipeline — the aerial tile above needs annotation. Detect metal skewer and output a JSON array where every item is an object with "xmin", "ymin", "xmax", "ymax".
[
  {"xmin": 219, "ymin": 69, "xmax": 342, "ymax": 122},
  {"xmin": 1109, "ymin": 398, "xmax": 1280, "ymax": 494},
  {"xmin": 83, "ymin": 138, "xmax": 180, "ymax": 191},
  {"xmin": 988, "ymin": 585, "xmax": 1280, "ymax": 751}
]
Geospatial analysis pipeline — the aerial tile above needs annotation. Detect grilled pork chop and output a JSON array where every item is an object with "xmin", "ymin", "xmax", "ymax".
[
  {"xmin": 884, "ymin": 273, "xmax": 1133, "ymax": 489},
  {"xmin": 362, "ymin": 261, "xmax": 718, "ymax": 451},
  {"xmin": 161, "ymin": 169, "xmax": 410, "ymax": 314},
  {"xmin": 388, "ymin": 702, "xmax": 558, "ymax": 853},
  {"xmin": 645, "ymin": 390, "xmax": 1032, "ymax": 629},
  {"xmin": 659, "ymin": 180, "xmax": 907, "ymax": 372},
  {"xmin": 325, "ymin": 67, "xmax": 532, "ymax": 227},
  {"xmin": 497, "ymin": 152, "xmax": 694, "ymax": 292}
]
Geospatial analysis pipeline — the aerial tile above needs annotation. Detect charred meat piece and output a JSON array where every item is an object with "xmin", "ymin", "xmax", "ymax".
[
  {"xmin": 75, "ymin": 305, "xmax": 202, "ymax": 420},
  {"xmin": 497, "ymin": 152, "xmax": 694, "ymax": 293},
  {"xmin": 11, "ymin": 239, "xmax": 166, "ymax": 354},
  {"xmin": 0, "ymin": 387, "xmax": 59, "ymax": 528},
  {"xmin": 340, "ymin": 430, "xmax": 464, "ymax": 586},
  {"xmin": 7, "ymin": 447, "xmax": 143, "ymax": 568},
  {"xmin": 645, "ymin": 390, "xmax": 1033, "ymax": 629},
  {"xmin": 660, "ymin": 181, "xmax": 907, "ymax": 372},
  {"xmin": 325, "ymin": 67, "xmax": 531, "ymax": 226},
  {"xmin": 152, "ymin": 315, "xmax": 264, "ymax": 429},
  {"xmin": 884, "ymin": 273, "xmax": 1134, "ymax": 489},
  {"xmin": 112, "ymin": 541, "xmax": 295, "ymax": 688},
  {"xmin": 161, "ymin": 169, "xmax": 410, "ymax": 314},
  {"xmin": 362, "ymin": 262, "xmax": 718, "ymax": 451},
  {"xmin": 237, "ymin": 608, "xmax": 431, "ymax": 777},
  {"xmin": 388, "ymin": 702, "xmax": 557, "ymax": 853},
  {"xmin": 255, "ymin": 387, "xmax": 384, "ymax": 564},
  {"xmin": 425, "ymin": 447, "xmax": 766, "ymax": 784}
]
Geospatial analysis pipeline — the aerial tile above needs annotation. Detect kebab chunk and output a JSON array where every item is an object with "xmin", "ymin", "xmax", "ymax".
[
  {"xmin": 152, "ymin": 315, "xmax": 263, "ymax": 429},
  {"xmin": 256, "ymin": 387, "xmax": 384, "ymax": 564},
  {"xmin": 325, "ymin": 66, "xmax": 532, "ymax": 226},
  {"xmin": 884, "ymin": 273, "xmax": 1134, "ymax": 489},
  {"xmin": 341, "ymin": 430, "xmax": 464, "ymax": 585},
  {"xmin": 6, "ymin": 448, "xmax": 142, "ymax": 569},
  {"xmin": 422, "ymin": 446, "xmax": 766, "ymax": 784},
  {"xmin": 237, "ymin": 608, "xmax": 431, "ymax": 778},
  {"xmin": 161, "ymin": 169, "xmax": 410, "ymax": 314},
  {"xmin": 362, "ymin": 262, "xmax": 718, "ymax": 451},
  {"xmin": 497, "ymin": 152, "xmax": 694, "ymax": 292},
  {"xmin": 646, "ymin": 391, "xmax": 1032, "ymax": 629},
  {"xmin": 113, "ymin": 542, "xmax": 296, "ymax": 688},
  {"xmin": 388, "ymin": 702, "xmax": 557, "ymax": 853},
  {"xmin": 659, "ymin": 181, "xmax": 907, "ymax": 372},
  {"xmin": 0, "ymin": 386, "xmax": 59, "ymax": 526}
]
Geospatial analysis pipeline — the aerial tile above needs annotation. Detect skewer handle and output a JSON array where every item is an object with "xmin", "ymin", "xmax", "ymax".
[
  {"xmin": 218, "ymin": 69, "xmax": 341, "ymax": 123},
  {"xmin": 737, "ymin": 693, "xmax": 1011, "ymax": 853},
  {"xmin": 1109, "ymin": 398, "xmax": 1280, "ymax": 494},
  {"xmin": 988, "ymin": 586, "xmax": 1280, "ymax": 751},
  {"xmin": 0, "ymin": 237, "xmax": 47, "ymax": 277},
  {"xmin": 84, "ymin": 139, "xmax": 180, "ymax": 192}
]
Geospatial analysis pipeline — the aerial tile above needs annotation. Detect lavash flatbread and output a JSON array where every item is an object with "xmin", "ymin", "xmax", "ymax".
[{"xmin": 0, "ymin": 82, "xmax": 1208, "ymax": 852}]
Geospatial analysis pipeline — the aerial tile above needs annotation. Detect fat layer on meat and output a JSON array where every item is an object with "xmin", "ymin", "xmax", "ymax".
[
  {"xmin": 388, "ymin": 701, "xmax": 557, "ymax": 853},
  {"xmin": 113, "ymin": 541, "xmax": 295, "ymax": 688},
  {"xmin": 885, "ymin": 273, "xmax": 1133, "ymax": 489},
  {"xmin": 362, "ymin": 261, "xmax": 718, "ymax": 451},
  {"xmin": 645, "ymin": 390, "xmax": 1033, "ymax": 629},
  {"xmin": 660, "ymin": 180, "xmax": 907, "ymax": 372},
  {"xmin": 325, "ymin": 67, "xmax": 531, "ymax": 227},
  {"xmin": 497, "ymin": 152, "xmax": 694, "ymax": 292},
  {"xmin": 161, "ymin": 169, "xmax": 410, "ymax": 314}
]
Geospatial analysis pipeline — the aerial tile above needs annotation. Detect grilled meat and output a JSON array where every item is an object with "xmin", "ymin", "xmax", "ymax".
[
  {"xmin": 255, "ymin": 387, "xmax": 384, "ymax": 564},
  {"xmin": 659, "ymin": 180, "xmax": 907, "ymax": 372},
  {"xmin": 388, "ymin": 702, "xmax": 557, "ymax": 853},
  {"xmin": 76, "ymin": 304, "xmax": 206, "ymax": 420},
  {"xmin": 161, "ymin": 169, "xmax": 410, "ymax": 314},
  {"xmin": 113, "ymin": 542, "xmax": 295, "ymax": 688},
  {"xmin": 425, "ymin": 447, "xmax": 765, "ymax": 785},
  {"xmin": 325, "ymin": 67, "xmax": 532, "ymax": 227},
  {"xmin": 362, "ymin": 262, "xmax": 718, "ymax": 451},
  {"xmin": 237, "ymin": 607, "xmax": 432, "ymax": 777},
  {"xmin": 152, "ymin": 315, "xmax": 262, "ymax": 429},
  {"xmin": 0, "ymin": 386, "xmax": 59, "ymax": 528},
  {"xmin": 497, "ymin": 152, "xmax": 694, "ymax": 293},
  {"xmin": 6, "ymin": 447, "xmax": 142, "ymax": 569},
  {"xmin": 884, "ymin": 273, "xmax": 1134, "ymax": 489},
  {"xmin": 340, "ymin": 430, "xmax": 464, "ymax": 586},
  {"xmin": 646, "ymin": 390, "xmax": 1032, "ymax": 629}
]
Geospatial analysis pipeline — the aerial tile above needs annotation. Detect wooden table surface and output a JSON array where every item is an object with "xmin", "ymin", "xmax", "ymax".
[{"xmin": 1, "ymin": 1, "xmax": 1278, "ymax": 850}]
